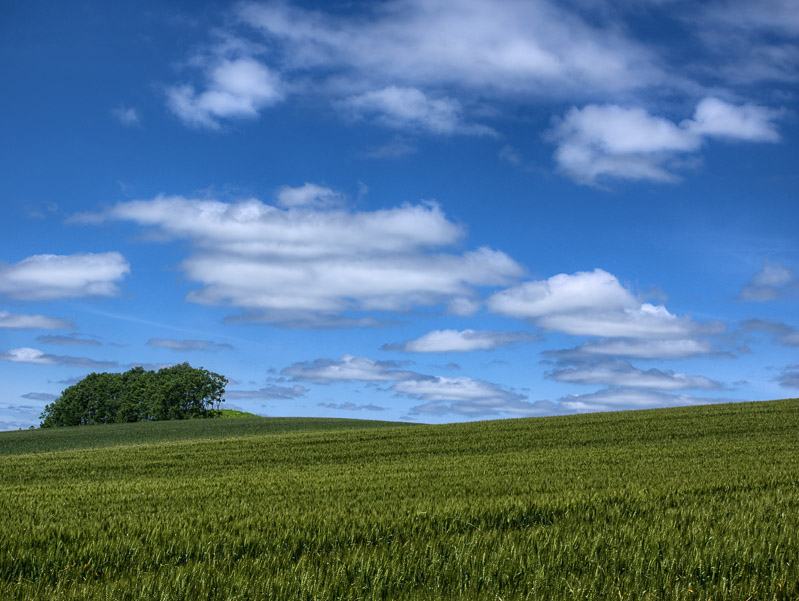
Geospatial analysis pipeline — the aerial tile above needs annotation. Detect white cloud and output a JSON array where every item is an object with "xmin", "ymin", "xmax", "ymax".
[
  {"xmin": 282, "ymin": 355, "xmax": 424, "ymax": 384},
  {"xmin": 742, "ymin": 319, "xmax": 799, "ymax": 347},
  {"xmin": 237, "ymin": 0, "xmax": 662, "ymax": 98},
  {"xmin": 226, "ymin": 385, "xmax": 308, "ymax": 400},
  {"xmin": 547, "ymin": 360, "xmax": 721, "ymax": 390},
  {"xmin": 550, "ymin": 98, "xmax": 782, "ymax": 184},
  {"xmin": 558, "ymin": 388, "xmax": 719, "ymax": 413},
  {"xmin": 167, "ymin": 58, "xmax": 283, "ymax": 129},
  {"xmin": 318, "ymin": 402, "xmax": 385, "ymax": 412},
  {"xmin": 36, "ymin": 334, "xmax": 101, "ymax": 347},
  {"xmin": 275, "ymin": 183, "xmax": 344, "ymax": 209},
  {"xmin": 0, "ymin": 252, "xmax": 130, "ymax": 301},
  {"xmin": 0, "ymin": 310, "xmax": 73, "ymax": 330},
  {"xmin": 282, "ymin": 353, "xmax": 535, "ymax": 417},
  {"xmin": 488, "ymin": 268, "xmax": 637, "ymax": 318},
  {"xmin": 146, "ymin": 338, "xmax": 234, "ymax": 352},
  {"xmin": 79, "ymin": 195, "xmax": 522, "ymax": 322},
  {"xmin": 687, "ymin": 97, "xmax": 781, "ymax": 142},
  {"xmin": 488, "ymin": 268, "xmax": 709, "ymax": 339},
  {"xmin": 738, "ymin": 261, "xmax": 796, "ymax": 301},
  {"xmin": 395, "ymin": 376, "xmax": 542, "ymax": 417},
  {"xmin": 553, "ymin": 338, "xmax": 714, "ymax": 359},
  {"xmin": 111, "ymin": 105, "xmax": 140, "ymax": 126},
  {"xmin": 21, "ymin": 392, "xmax": 58, "ymax": 401},
  {"xmin": 386, "ymin": 329, "xmax": 536, "ymax": 352},
  {"xmin": 778, "ymin": 366, "xmax": 799, "ymax": 389},
  {"xmin": 0, "ymin": 347, "xmax": 117, "ymax": 368},
  {"xmin": 338, "ymin": 86, "xmax": 495, "ymax": 136}
]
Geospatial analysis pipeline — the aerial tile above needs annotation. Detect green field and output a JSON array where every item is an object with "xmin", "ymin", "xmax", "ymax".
[{"xmin": 1, "ymin": 399, "xmax": 798, "ymax": 600}]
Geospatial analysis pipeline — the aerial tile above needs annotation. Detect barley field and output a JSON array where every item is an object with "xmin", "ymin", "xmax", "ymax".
[{"xmin": 1, "ymin": 399, "xmax": 798, "ymax": 600}]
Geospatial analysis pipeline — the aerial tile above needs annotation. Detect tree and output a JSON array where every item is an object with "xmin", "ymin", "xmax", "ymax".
[{"xmin": 40, "ymin": 363, "xmax": 227, "ymax": 427}]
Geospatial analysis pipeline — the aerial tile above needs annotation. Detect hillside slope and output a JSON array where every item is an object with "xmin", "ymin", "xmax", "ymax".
[
  {"xmin": 0, "ymin": 415, "xmax": 414, "ymax": 455},
  {"xmin": 1, "ymin": 399, "xmax": 797, "ymax": 600}
]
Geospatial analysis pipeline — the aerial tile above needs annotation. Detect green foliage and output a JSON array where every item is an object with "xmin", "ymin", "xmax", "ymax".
[
  {"xmin": 1, "ymin": 399, "xmax": 798, "ymax": 600},
  {"xmin": 218, "ymin": 409, "xmax": 261, "ymax": 418},
  {"xmin": 39, "ymin": 363, "xmax": 227, "ymax": 428}
]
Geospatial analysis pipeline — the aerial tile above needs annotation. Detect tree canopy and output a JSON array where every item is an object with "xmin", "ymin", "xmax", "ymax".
[{"xmin": 40, "ymin": 363, "xmax": 227, "ymax": 428}]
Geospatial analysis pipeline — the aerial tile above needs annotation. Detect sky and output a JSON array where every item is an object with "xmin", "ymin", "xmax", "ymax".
[{"xmin": 0, "ymin": 0, "xmax": 797, "ymax": 430}]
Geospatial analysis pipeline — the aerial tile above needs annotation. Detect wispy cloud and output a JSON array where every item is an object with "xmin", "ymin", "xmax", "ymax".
[
  {"xmin": 147, "ymin": 338, "xmax": 234, "ymax": 352},
  {"xmin": 396, "ymin": 376, "xmax": 537, "ymax": 417},
  {"xmin": 0, "ymin": 252, "xmax": 130, "ymax": 301},
  {"xmin": 111, "ymin": 105, "xmax": 140, "ymax": 126},
  {"xmin": 318, "ymin": 402, "xmax": 385, "ymax": 412},
  {"xmin": 338, "ymin": 86, "xmax": 495, "ymax": 136},
  {"xmin": 226, "ymin": 384, "xmax": 308, "ymax": 400},
  {"xmin": 546, "ymin": 359, "xmax": 721, "ymax": 391},
  {"xmin": 283, "ymin": 355, "xmax": 424, "ymax": 384},
  {"xmin": 558, "ymin": 388, "xmax": 724, "ymax": 413},
  {"xmin": 548, "ymin": 338, "xmax": 714, "ymax": 359},
  {"xmin": 777, "ymin": 365, "xmax": 799, "ymax": 389},
  {"xmin": 0, "ymin": 310, "xmax": 73, "ymax": 330},
  {"xmin": 21, "ymin": 392, "xmax": 58, "ymax": 401},
  {"xmin": 283, "ymin": 353, "xmax": 535, "ymax": 418},
  {"xmin": 741, "ymin": 319, "xmax": 799, "ymax": 347},
  {"xmin": 1, "ymin": 347, "xmax": 117, "ymax": 368},
  {"xmin": 36, "ymin": 333, "xmax": 101, "ymax": 347},
  {"xmin": 236, "ymin": 0, "xmax": 662, "ymax": 98},
  {"xmin": 738, "ymin": 261, "xmax": 797, "ymax": 301}
]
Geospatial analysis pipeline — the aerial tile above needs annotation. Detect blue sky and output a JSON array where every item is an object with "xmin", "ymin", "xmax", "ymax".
[{"xmin": 1, "ymin": 0, "xmax": 797, "ymax": 429}]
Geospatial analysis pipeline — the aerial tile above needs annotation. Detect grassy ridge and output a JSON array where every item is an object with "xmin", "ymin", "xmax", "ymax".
[
  {"xmin": 1, "ymin": 399, "xmax": 798, "ymax": 600},
  {"xmin": 0, "ymin": 416, "xmax": 414, "ymax": 455}
]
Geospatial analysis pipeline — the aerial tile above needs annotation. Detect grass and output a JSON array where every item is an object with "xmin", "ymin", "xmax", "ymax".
[
  {"xmin": 1, "ymin": 399, "xmax": 798, "ymax": 600},
  {"xmin": 0, "ymin": 415, "xmax": 414, "ymax": 455}
]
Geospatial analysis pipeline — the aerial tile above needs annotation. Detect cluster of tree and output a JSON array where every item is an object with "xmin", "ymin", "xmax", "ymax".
[{"xmin": 40, "ymin": 363, "xmax": 228, "ymax": 428}]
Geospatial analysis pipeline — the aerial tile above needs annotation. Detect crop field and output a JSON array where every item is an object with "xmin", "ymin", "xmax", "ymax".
[{"xmin": 1, "ymin": 399, "xmax": 798, "ymax": 600}]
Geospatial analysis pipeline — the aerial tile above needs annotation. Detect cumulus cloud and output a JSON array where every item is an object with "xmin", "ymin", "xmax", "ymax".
[
  {"xmin": 0, "ymin": 347, "xmax": 117, "ymax": 368},
  {"xmin": 738, "ymin": 261, "xmax": 797, "ymax": 301},
  {"xmin": 0, "ymin": 252, "xmax": 130, "ymax": 301},
  {"xmin": 167, "ymin": 57, "xmax": 284, "ymax": 129},
  {"xmin": 338, "ymin": 86, "xmax": 495, "ymax": 136},
  {"xmin": 0, "ymin": 310, "xmax": 73, "ymax": 330},
  {"xmin": 487, "ymin": 268, "xmax": 712, "ymax": 339},
  {"xmin": 77, "ymin": 195, "xmax": 521, "ymax": 323},
  {"xmin": 147, "ymin": 338, "xmax": 234, "ymax": 352},
  {"xmin": 558, "ymin": 388, "xmax": 721, "ymax": 413},
  {"xmin": 550, "ymin": 98, "xmax": 782, "ymax": 184},
  {"xmin": 385, "ymin": 329, "xmax": 536, "ymax": 353},
  {"xmin": 687, "ymin": 97, "xmax": 782, "ymax": 141},
  {"xmin": 546, "ymin": 359, "xmax": 721, "ymax": 391},
  {"xmin": 226, "ymin": 384, "xmax": 308, "ymax": 400}
]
